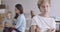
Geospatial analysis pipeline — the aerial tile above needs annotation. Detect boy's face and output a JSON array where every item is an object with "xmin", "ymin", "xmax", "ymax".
[
  {"xmin": 7, "ymin": 13, "xmax": 11, "ymax": 19},
  {"xmin": 39, "ymin": 2, "xmax": 50, "ymax": 13},
  {"xmin": 31, "ymin": 11, "xmax": 35, "ymax": 16},
  {"xmin": 4, "ymin": 22, "xmax": 9, "ymax": 27}
]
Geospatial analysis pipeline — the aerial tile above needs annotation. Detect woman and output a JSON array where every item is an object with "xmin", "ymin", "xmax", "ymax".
[
  {"xmin": 31, "ymin": 0, "xmax": 56, "ymax": 32},
  {"xmin": 12, "ymin": 4, "xmax": 26, "ymax": 32}
]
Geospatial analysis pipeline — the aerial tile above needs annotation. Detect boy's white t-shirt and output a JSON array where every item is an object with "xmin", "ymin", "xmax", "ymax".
[{"xmin": 31, "ymin": 15, "xmax": 56, "ymax": 32}]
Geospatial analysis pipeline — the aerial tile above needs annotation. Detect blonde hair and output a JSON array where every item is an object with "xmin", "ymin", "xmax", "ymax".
[{"xmin": 37, "ymin": 0, "xmax": 51, "ymax": 9}]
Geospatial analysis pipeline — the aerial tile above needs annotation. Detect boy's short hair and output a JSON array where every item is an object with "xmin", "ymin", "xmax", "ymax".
[{"xmin": 37, "ymin": 0, "xmax": 51, "ymax": 9}]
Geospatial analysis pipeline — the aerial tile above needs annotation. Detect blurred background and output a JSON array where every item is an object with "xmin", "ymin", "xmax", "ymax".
[{"xmin": 0, "ymin": 0, "xmax": 60, "ymax": 32}]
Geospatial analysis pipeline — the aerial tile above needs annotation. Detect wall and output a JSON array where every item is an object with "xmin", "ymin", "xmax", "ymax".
[{"xmin": 5, "ymin": 0, "xmax": 60, "ymax": 18}]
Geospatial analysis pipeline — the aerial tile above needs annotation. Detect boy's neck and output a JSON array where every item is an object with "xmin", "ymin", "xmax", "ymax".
[{"xmin": 40, "ymin": 13, "xmax": 50, "ymax": 18}]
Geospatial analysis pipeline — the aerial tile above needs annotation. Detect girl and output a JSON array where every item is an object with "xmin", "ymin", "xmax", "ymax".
[{"xmin": 31, "ymin": 0, "xmax": 56, "ymax": 32}]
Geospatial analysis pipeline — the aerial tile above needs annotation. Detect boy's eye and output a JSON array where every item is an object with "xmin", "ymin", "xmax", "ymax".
[
  {"xmin": 42, "ymin": 5, "xmax": 48, "ymax": 8},
  {"xmin": 42, "ymin": 6, "xmax": 45, "ymax": 8},
  {"xmin": 46, "ymin": 5, "xmax": 48, "ymax": 8}
]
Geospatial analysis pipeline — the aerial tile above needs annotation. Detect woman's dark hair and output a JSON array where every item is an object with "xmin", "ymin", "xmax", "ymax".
[
  {"xmin": 15, "ymin": 4, "xmax": 23, "ymax": 14},
  {"xmin": 14, "ymin": 4, "xmax": 23, "ymax": 19},
  {"xmin": 14, "ymin": 13, "xmax": 19, "ymax": 19}
]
